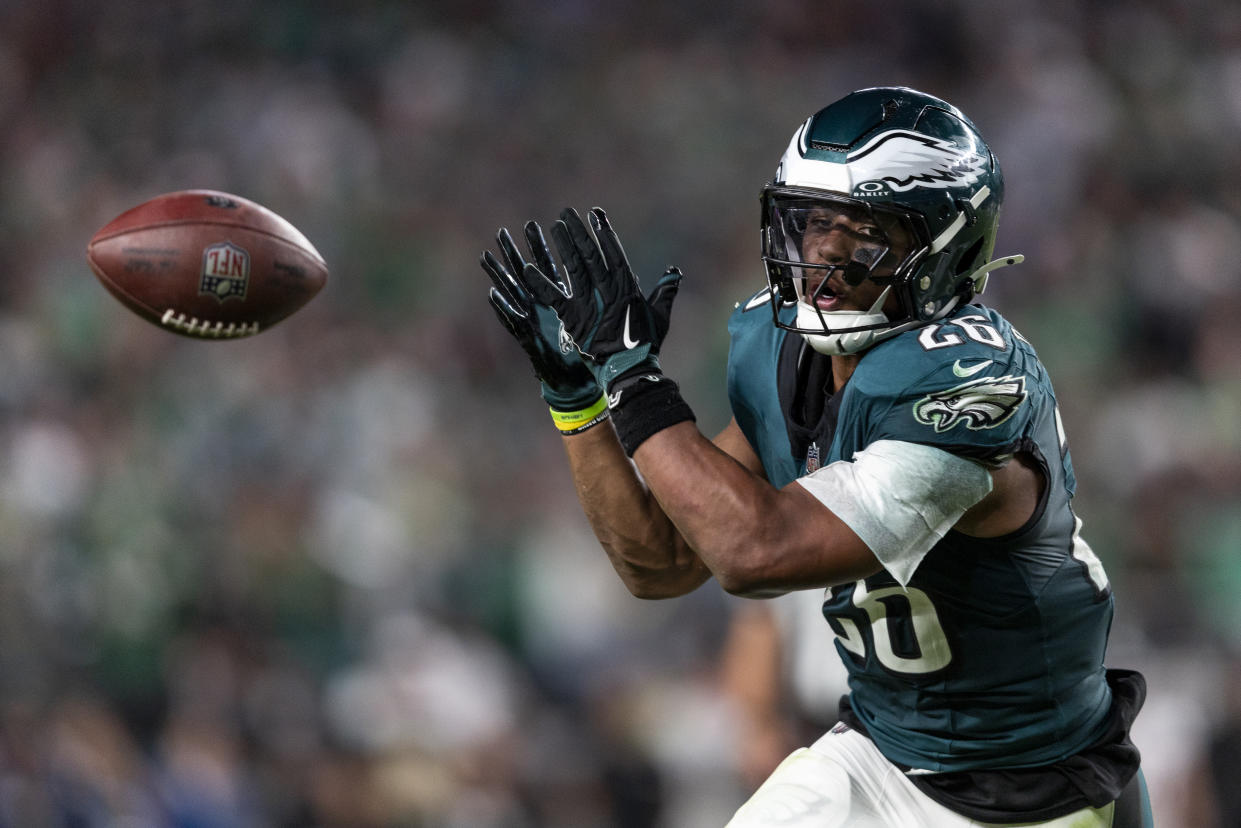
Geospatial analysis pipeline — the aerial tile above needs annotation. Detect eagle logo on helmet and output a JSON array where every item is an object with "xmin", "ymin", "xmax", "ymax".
[
  {"xmin": 846, "ymin": 130, "xmax": 987, "ymax": 194},
  {"xmin": 913, "ymin": 374, "xmax": 1027, "ymax": 433}
]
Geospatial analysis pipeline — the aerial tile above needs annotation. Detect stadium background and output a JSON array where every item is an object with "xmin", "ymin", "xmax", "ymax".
[{"xmin": 1, "ymin": 1, "xmax": 1238, "ymax": 825}]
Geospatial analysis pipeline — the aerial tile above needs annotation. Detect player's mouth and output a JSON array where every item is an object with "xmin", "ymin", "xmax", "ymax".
[{"xmin": 806, "ymin": 278, "xmax": 844, "ymax": 310}]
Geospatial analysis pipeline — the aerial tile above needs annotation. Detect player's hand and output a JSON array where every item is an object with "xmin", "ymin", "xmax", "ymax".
[
  {"xmin": 482, "ymin": 222, "xmax": 602, "ymax": 411},
  {"xmin": 521, "ymin": 206, "xmax": 683, "ymax": 390}
]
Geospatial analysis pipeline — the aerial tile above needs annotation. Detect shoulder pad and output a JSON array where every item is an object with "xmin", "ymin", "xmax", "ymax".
[{"xmin": 735, "ymin": 287, "xmax": 774, "ymax": 313}]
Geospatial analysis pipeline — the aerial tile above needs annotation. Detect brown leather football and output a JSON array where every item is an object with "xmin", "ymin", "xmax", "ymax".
[{"xmin": 86, "ymin": 190, "xmax": 328, "ymax": 339}]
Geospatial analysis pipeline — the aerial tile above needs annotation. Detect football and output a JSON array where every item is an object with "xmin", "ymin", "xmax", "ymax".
[{"xmin": 86, "ymin": 190, "xmax": 328, "ymax": 339}]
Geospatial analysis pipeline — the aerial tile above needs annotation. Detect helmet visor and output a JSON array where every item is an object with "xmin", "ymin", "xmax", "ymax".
[{"xmin": 761, "ymin": 188, "xmax": 930, "ymax": 303}]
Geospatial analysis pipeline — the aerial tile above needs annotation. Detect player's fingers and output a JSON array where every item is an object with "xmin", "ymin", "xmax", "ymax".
[
  {"xmin": 496, "ymin": 227, "xmax": 528, "ymax": 285},
  {"xmin": 647, "ymin": 266, "xmax": 682, "ymax": 349},
  {"xmin": 520, "ymin": 261, "xmax": 568, "ymax": 310},
  {"xmin": 488, "ymin": 287, "xmax": 529, "ymax": 339},
  {"xmin": 559, "ymin": 207, "xmax": 608, "ymax": 295},
  {"xmin": 587, "ymin": 207, "xmax": 633, "ymax": 285},
  {"xmin": 647, "ymin": 266, "xmax": 683, "ymax": 319},
  {"xmin": 550, "ymin": 217, "xmax": 586, "ymax": 299},
  {"xmin": 481, "ymin": 250, "xmax": 526, "ymax": 308},
  {"xmin": 524, "ymin": 221, "xmax": 559, "ymax": 284}
]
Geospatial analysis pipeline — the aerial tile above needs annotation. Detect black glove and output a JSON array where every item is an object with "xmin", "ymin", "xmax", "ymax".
[
  {"xmin": 519, "ymin": 207, "xmax": 695, "ymax": 456},
  {"xmin": 482, "ymin": 221, "xmax": 602, "ymax": 412},
  {"xmin": 521, "ymin": 207, "xmax": 682, "ymax": 391}
]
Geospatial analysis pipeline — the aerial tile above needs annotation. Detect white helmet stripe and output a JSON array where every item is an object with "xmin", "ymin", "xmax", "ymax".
[
  {"xmin": 796, "ymin": 117, "xmax": 812, "ymax": 155},
  {"xmin": 930, "ymin": 185, "xmax": 991, "ymax": 254}
]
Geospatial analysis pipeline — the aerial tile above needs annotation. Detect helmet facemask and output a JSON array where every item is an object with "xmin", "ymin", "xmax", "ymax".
[{"xmin": 761, "ymin": 187, "xmax": 935, "ymax": 355}]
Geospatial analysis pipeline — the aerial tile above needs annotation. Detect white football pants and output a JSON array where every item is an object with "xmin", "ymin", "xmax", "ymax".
[{"xmin": 726, "ymin": 724, "xmax": 1117, "ymax": 828}]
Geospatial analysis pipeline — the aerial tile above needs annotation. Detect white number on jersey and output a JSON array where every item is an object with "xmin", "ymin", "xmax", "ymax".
[
  {"xmin": 831, "ymin": 581, "xmax": 952, "ymax": 675},
  {"xmin": 917, "ymin": 314, "xmax": 1006, "ymax": 351}
]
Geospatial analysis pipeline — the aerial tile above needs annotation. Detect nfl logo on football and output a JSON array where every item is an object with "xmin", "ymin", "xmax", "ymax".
[{"xmin": 200, "ymin": 241, "xmax": 250, "ymax": 301}]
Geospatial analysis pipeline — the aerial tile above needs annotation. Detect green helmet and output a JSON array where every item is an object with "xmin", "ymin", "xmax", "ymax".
[{"xmin": 760, "ymin": 87, "xmax": 1022, "ymax": 355}]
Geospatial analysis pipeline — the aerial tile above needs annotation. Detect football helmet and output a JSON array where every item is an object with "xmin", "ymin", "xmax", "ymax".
[{"xmin": 761, "ymin": 87, "xmax": 1022, "ymax": 355}]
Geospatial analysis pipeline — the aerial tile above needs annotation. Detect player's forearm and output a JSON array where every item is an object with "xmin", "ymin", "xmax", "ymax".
[
  {"xmin": 562, "ymin": 422, "xmax": 711, "ymax": 598},
  {"xmin": 631, "ymin": 421, "xmax": 863, "ymax": 597},
  {"xmin": 630, "ymin": 422, "xmax": 781, "ymax": 593}
]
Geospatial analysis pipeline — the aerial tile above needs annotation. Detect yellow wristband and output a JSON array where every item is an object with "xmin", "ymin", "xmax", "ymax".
[{"xmin": 549, "ymin": 394, "xmax": 609, "ymax": 434}]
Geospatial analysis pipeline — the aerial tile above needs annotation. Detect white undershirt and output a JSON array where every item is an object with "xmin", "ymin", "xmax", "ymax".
[{"xmin": 795, "ymin": 440, "xmax": 993, "ymax": 585}]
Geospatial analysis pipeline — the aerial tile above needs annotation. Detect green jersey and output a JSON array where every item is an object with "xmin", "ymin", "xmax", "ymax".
[{"xmin": 727, "ymin": 289, "xmax": 1115, "ymax": 772}]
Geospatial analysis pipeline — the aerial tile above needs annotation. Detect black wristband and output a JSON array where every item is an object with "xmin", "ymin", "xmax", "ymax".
[{"xmin": 606, "ymin": 372, "xmax": 695, "ymax": 457}]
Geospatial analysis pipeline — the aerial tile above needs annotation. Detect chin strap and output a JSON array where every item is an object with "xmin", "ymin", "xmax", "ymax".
[
  {"xmin": 798, "ymin": 286, "xmax": 894, "ymax": 356},
  {"xmin": 969, "ymin": 253, "xmax": 1024, "ymax": 294}
]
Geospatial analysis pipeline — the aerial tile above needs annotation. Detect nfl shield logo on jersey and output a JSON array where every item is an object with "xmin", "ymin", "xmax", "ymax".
[
  {"xmin": 200, "ymin": 241, "xmax": 250, "ymax": 301},
  {"xmin": 806, "ymin": 441, "xmax": 821, "ymax": 473}
]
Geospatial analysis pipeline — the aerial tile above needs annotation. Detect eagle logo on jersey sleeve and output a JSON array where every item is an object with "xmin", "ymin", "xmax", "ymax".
[{"xmin": 913, "ymin": 375, "xmax": 1027, "ymax": 433}]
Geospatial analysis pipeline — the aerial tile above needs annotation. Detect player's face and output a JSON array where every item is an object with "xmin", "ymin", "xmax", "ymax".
[{"xmin": 799, "ymin": 206, "xmax": 912, "ymax": 313}]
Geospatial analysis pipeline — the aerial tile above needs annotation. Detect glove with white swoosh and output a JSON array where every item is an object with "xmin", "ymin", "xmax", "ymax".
[
  {"xmin": 520, "ymin": 206, "xmax": 681, "ymax": 391},
  {"xmin": 518, "ymin": 207, "xmax": 694, "ymax": 454}
]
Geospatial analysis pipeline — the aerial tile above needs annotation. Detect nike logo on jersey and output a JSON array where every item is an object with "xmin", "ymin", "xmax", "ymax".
[
  {"xmin": 622, "ymin": 306, "xmax": 639, "ymax": 349},
  {"xmin": 952, "ymin": 359, "xmax": 993, "ymax": 378}
]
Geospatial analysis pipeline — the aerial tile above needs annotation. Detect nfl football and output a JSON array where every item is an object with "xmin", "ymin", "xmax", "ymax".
[{"xmin": 86, "ymin": 190, "xmax": 328, "ymax": 339}]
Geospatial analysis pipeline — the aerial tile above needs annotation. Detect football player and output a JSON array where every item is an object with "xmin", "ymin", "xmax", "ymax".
[{"xmin": 482, "ymin": 87, "xmax": 1152, "ymax": 827}]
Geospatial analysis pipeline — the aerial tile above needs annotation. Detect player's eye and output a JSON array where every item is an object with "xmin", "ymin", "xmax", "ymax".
[{"xmin": 852, "ymin": 246, "xmax": 884, "ymax": 268}]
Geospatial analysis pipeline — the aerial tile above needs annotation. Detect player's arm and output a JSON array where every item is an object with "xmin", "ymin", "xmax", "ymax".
[
  {"xmin": 514, "ymin": 207, "xmax": 888, "ymax": 596},
  {"xmin": 521, "ymin": 208, "xmax": 1008, "ymax": 597},
  {"xmin": 561, "ymin": 417, "xmax": 761, "ymax": 598},
  {"xmin": 636, "ymin": 426, "xmax": 1015, "ymax": 595},
  {"xmin": 482, "ymin": 210, "xmax": 726, "ymax": 598},
  {"xmin": 629, "ymin": 422, "xmax": 884, "ymax": 596},
  {"xmin": 582, "ymin": 418, "xmax": 1006, "ymax": 598}
]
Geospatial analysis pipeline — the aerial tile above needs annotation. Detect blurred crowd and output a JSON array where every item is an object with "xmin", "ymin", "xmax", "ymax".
[{"xmin": 0, "ymin": 0, "xmax": 1239, "ymax": 826}]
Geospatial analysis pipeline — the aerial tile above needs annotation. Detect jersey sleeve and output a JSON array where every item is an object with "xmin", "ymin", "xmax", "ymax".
[{"xmin": 798, "ymin": 440, "xmax": 993, "ymax": 584}]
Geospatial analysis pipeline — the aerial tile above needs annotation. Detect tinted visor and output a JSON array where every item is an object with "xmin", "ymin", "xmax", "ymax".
[{"xmin": 761, "ymin": 188, "xmax": 930, "ymax": 298}]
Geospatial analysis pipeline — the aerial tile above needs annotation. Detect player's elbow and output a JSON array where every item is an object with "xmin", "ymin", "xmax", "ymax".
[
  {"xmin": 708, "ymin": 515, "xmax": 848, "ymax": 598},
  {"xmin": 625, "ymin": 579, "xmax": 688, "ymax": 600},
  {"xmin": 618, "ymin": 563, "xmax": 709, "ymax": 600},
  {"xmin": 715, "ymin": 566, "xmax": 789, "ymax": 599},
  {"xmin": 709, "ymin": 532, "xmax": 792, "ymax": 598}
]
